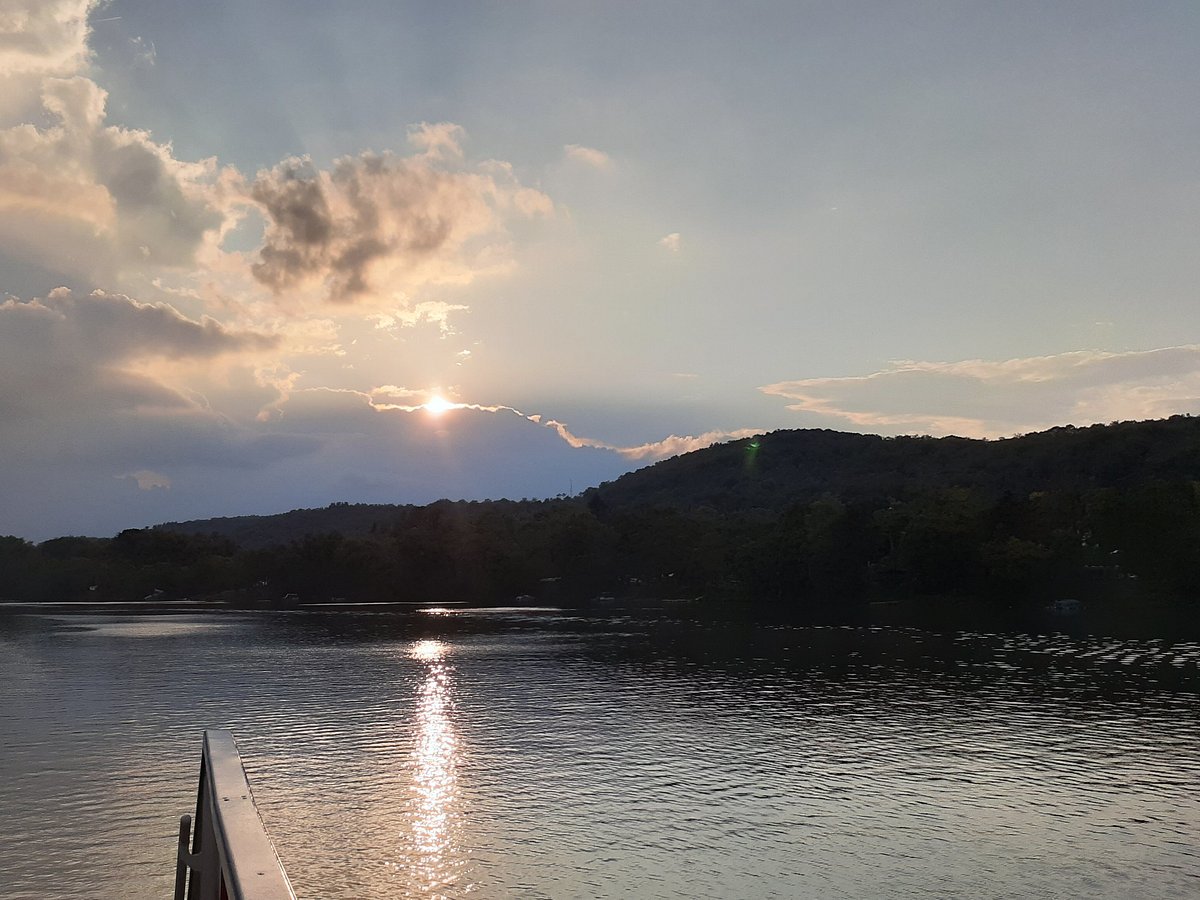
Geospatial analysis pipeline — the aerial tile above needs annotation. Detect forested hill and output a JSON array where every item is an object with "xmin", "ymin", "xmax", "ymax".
[
  {"xmin": 157, "ymin": 416, "xmax": 1200, "ymax": 547},
  {"xmin": 587, "ymin": 416, "xmax": 1200, "ymax": 513},
  {"xmin": 158, "ymin": 502, "xmax": 426, "ymax": 550},
  {"xmin": 8, "ymin": 415, "xmax": 1200, "ymax": 607}
]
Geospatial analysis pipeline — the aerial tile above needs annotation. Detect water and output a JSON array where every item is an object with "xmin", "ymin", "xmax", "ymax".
[{"xmin": 1, "ymin": 608, "xmax": 1198, "ymax": 899}]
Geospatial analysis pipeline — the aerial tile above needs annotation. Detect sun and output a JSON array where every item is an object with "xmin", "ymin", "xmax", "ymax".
[{"xmin": 423, "ymin": 394, "xmax": 454, "ymax": 417}]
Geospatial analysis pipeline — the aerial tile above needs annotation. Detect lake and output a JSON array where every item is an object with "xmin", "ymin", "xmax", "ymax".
[{"xmin": 1, "ymin": 607, "xmax": 1198, "ymax": 898}]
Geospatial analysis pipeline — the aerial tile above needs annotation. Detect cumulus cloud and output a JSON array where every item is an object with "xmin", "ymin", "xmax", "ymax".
[
  {"xmin": 658, "ymin": 232, "xmax": 681, "ymax": 252},
  {"xmin": 1, "ymin": 5, "xmax": 554, "ymax": 327},
  {"xmin": 0, "ymin": 3, "xmax": 756, "ymax": 540},
  {"xmin": 249, "ymin": 136, "xmax": 553, "ymax": 305},
  {"xmin": 564, "ymin": 143, "xmax": 613, "ymax": 170},
  {"xmin": 0, "ymin": 2, "xmax": 239, "ymax": 288},
  {"xmin": 761, "ymin": 346, "xmax": 1200, "ymax": 438},
  {"xmin": 0, "ymin": 0, "xmax": 93, "ymax": 78},
  {"xmin": 0, "ymin": 72, "xmax": 235, "ymax": 283}
]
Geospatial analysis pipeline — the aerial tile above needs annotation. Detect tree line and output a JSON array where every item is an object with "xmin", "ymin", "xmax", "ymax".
[
  {"xmin": 6, "ymin": 417, "xmax": 1200, "ymax": 610},
  {"xmin": 2, "ymin": 480, "xmax": 1199, "ymax": 609}
]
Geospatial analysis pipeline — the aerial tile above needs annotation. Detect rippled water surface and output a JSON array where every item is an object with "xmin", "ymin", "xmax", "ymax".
[{"xmin": 1, "ymin": 609, "xmax": 1198, "ymax": 899}]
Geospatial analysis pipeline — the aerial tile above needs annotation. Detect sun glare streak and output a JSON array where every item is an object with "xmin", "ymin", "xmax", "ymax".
[
  {"xmin": 404, "ymin": 638, "xmax": 466, "ymax": 895},
  {"xmin": 410, "ymin": 639, "xmax": 448, "ymax": 661}
]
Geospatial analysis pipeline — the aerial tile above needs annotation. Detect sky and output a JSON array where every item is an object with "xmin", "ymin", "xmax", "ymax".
[{"xmin": 1, "ymin": 1, "xmax": 1198, "ymax": 540}]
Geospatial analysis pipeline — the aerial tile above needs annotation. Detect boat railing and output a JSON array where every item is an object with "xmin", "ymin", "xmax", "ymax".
[{"xmin": 175, "ymin": 729, "xmax": 297, "ymax": 900}]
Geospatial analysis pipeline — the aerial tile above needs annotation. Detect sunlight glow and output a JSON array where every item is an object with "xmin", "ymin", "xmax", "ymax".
[{"xmin": 423, "ymin": 395, "xmax": 454, "ymax": 417}]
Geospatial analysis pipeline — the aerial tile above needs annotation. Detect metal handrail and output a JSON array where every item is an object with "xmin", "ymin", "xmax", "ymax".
[{"xmin": 175, "ymin": 730, "xmax": 297, "ymax": 900}]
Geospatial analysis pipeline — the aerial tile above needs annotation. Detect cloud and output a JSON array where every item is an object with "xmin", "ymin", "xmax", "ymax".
[
  {"xmin": 0, "ymin": 287, "xmax": 277, "ymax": 424},
  {"xmin": 128, "ymin": 35, "xmax": 154, "ymax": 67},
  {"xmin": 0, "ymin": 72, "xmax": 235, "ymax": 283},
  {"xmin": 535, "ymin": 416, "xmax": 760, "ymax": 461},
  {"xmin": 368, "ymin": 386, "xmax": 511, "ymax": 416},
  {"xmin": 369, "ymin": 300, "xmax": 468, "ymax": 335},
  {"xmin": 0, "ymin": 287, "xmax": 321, "ymax": 537},
  {"xmin": 120, "ymin": 469, "xmax": 170, "ymax": 490},
  {"xmin": 658, "ymin": 232, "xmax": 681, "ymax": 252},
  {"xmin": 408, "ymin": 121, "xmax": 466, "ymax": 160},
  {"xmin": 0, "ymin": 295, "xmax": 755, "ymax": 538},
  {"xmin": 761, "ymin": 346, "xmax": 1200, "ymax": 438},
  {"xmin": 1, "ymin": 286, "xmax": 274, "ymax": 364},
  {"xmin": 0, "ymin": 6, "xmax": 554, "ymax": 328},
  {"xmin": 249, "ymin": 140, "xmax": 553, "ymax": 305},
  {"xmin": 271, "ymin": 390, "xmax": 746, "ymax": 502},
  {"xmin": 613, "ymin": 429, "xmax": 763, "ymax": 460},
  {"xmin": 367, "ymin": 384, "xmax": 429, "ymax": 407},
  {"xmin": 0, "ymin": 0, "xmax": 93, "ymax": 78},
  {"xmin": 0, "ymin": 4, "xmax": 767, "ymax": 541},
  {"xmin": 564, "ymin": 143, "xmax": 613, "ymax": 170},
  {"xmin": 365, "ymin": 385, "xmax": 757, "ymax": 462}
]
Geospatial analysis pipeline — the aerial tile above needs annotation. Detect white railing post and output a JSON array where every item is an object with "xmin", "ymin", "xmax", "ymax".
[{"xmin": 176, "ymin": 730, "xmax": 297, "ymax": 900}]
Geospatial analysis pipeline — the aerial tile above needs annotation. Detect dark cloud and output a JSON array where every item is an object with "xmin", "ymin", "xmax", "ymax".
[
  {"xmin": 239, "ymin": 388, "xmax": 634, "ymax": 504},
  {"xmin": 0, "ymin": 384, "xmax": 636, "ymax": 540},
  {"xmin": 0, "ymin": 288, "xmax": 275, "ymax": 370},
  {"xmin": 249, "ymin": 158, "xmax": 334, "ymax": 288},
  {"xmin": 0, "ymin": 288, "xmax": 278, "ymax": 429},
  {"xmin": 0, "ymin": 288, "xmax": 328, "ymax": 537},
  {"xmin": 250, "ymin": 142, "xmax": 551, "ymax": 304},
  {"xmin": 0, "ymin": 287, "xmax": 641, "ymax": 542}
]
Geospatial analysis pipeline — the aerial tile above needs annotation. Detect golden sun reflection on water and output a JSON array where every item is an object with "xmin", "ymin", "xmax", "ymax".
[
  {"xmin": 410, "ymin": 639, "xmax": 449, "ymax": 662},
  {"xmin": 405, "ymin": 639, "xmax": 465, "ymax": 897}
]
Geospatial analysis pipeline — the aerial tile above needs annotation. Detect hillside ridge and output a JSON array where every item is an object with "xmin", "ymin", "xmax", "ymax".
[{"xmin": 158, "ymin": 416, "xmax": 1200, "ymax": 546}]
